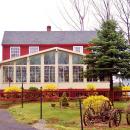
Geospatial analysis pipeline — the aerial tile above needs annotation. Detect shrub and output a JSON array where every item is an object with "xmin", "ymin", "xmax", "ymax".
[
  {"xmin": 83, "ymin": 95, "xmax": 110, "ymax": 113},
  {"xmin": 43, "ymin": 84, "xmax": 58, "ymax": 101},
  {"xmin": 43, "ymin": 84, "xmax": 58, "ymax": 91},
  {"xmin": 122, "ymin": 86, "xmax": 130, "ymax": 91},
  {"xmin": 121, "ymin": 86, "xmax": 130, "ymax": 99},
  {"xmin": 85, "ymin": 83, "xmax": 96, "ymax": 90},
  {"xmin": 4, "ymin": 86, "xmax": 21, "ymax": 93},
  {"xmin": 4, "ymin": 86, "xmax": 21, "ymax": 99},
  {"xmin": 114, "ymin": 85, "xmax": 130, "ymax": 91},
  {"xmin": 29, "ymin": 86, "xmax": 39, "ymax": 91},
  {"xmin": 113, "ymin": 86, "xmax": 122, "ymax": 90},
  {"xmin": 60, "ymin": 92, "xmax": 69, "ymax": 107}
]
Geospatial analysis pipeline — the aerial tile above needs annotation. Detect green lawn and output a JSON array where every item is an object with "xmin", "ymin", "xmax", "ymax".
[{"xmin": 8, "ymin": 101, "xmax": 130, "ymax": 130}]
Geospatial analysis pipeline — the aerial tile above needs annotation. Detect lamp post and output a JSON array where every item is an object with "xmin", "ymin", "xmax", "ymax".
[
  {"xmin": 40, "ymin": 86, "xmax": 43, "ymax": 119},
  {"xmin": 21, "ymin": 76, "xmax": 24, "ymax": 108},
  {"xmin": 79, "ymin": 98, "xmax": 84, "ymax": 130}
]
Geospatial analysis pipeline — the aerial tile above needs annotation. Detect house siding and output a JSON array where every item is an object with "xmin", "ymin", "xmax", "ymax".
[
  {"xmin": 2, "ymin": 45, "xmax": 10, "ymax": 60},
  {"xmin": 2, "ymin": 44, "xmax": 91, "ymax": 60}
]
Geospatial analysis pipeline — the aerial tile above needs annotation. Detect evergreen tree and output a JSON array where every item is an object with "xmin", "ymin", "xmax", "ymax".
[{"xmin": 84, "ymin": 20, "xmax": 130, "ymax": 99}]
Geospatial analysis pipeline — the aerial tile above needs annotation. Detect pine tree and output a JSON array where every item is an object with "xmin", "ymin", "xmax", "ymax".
[{"xmin": 84, "ymin": 20, "xmax": 130, "ymax": 100}]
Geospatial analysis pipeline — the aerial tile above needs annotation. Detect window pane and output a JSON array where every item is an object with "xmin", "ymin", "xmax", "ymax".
[
  {"xmin": 73, "ymin": 46, "xmax": 83, "ymax": 53},
  {"xmin": 58, "ymin": 51, "xmax": 69, "ymax": 64},
  {"xmin": 4, "ymin": 62, "xmax": 14, "ymax": 65},
  {"xmin": 3, "ymin": 66, "xmax": 14, "ymax": 82},
  {"xmin": 73, "ymin": 55, "xmax": 83, "ymax": 64},
  {"xmin": 36, "ymin": 67, "xmax": 41, "ymax": 82},
  {"xmin": 44, "ymin": 66, "xmax": 55, "ymax": 82},
  {"xmin": 30, "ymin": 66, "xmax": 41, "ymax": 82},
  {"xmin": 44, "ymin": 51, "xmax": 55, "ymax": 64},
  {"xmin": 10, "ymin": 47, "xmax": 20, "ymax": 58},
  {"xmin": 30, "ymin": 55, "xmax": 41, "ymax": 65},
  {"xmin": 16, "ymin": 67, "xmax": 21, "ymax": 82},
  {"xmin": 30, "ymin": 66, "xmax": 35, "ymax": 82},
  {"xmin": 16, "ymin": 58, "xmax": 27, "ymax": 65},
  {"xmin": 16, "ymin": 66, "xmax": 26, "ymax": 82},
  {"xmin": 29, "ymin": 46, "xmax": 39, "ymax": 54},
  {"xmin": 73, "ymin": 66, "xmax": 83, "ymax": 82},
  {"xmin": 58, "ymin": 66, "xmax": 69, "ymax": 82}
]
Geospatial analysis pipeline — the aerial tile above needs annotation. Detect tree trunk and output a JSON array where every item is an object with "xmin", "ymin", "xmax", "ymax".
[{"xmin": 109, "ymin": 74, "xmax": 114, "ymax": 103}]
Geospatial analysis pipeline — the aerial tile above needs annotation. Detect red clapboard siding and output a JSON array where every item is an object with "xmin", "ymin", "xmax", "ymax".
[{"xmin": 2, "ymin": 43, "xmax": 92, "ymax": 60}]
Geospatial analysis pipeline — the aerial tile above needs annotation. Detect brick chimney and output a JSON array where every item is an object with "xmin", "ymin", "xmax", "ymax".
[{"xmin": 47, "ymin": 26, "xmax": 51, "ymax": 31}]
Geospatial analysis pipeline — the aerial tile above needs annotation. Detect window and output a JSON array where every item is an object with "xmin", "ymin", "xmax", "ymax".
[
  {"xmin": 44, "ymin": 51, "xmax": 55, "ymax": 64},
  {"xmin": 73, "ymin": 55, "xmax": 83, "ymax": 64},
  {"xmin": 73, "ymin": 46, "xmax": 83, "ymax": 54},
  {"xmin": 29, "ymin": 46, "xmax": 39, "ymax": 54},
  {"xmin": 3, "ymin": 66, "xmax": 14, "ymax": 82},
  {"xmin": 4, "ymin": 62, "xmax": 14, "ymax": 65},
  {"xmin": 30, "ymin": 55, "xmax": 41, "ymax": 65},
  {"xmin": 44, "ymin": 66, "xmax": 55, "ymax": 82},
  {"xmin": 10, "ymin": 47, "xmax": 20, "ymax": 58},
  {"xmin": 16, "ymin": 58, "xmax": 27, "ymax": 65},
  {"xmin": 30, "ymin": 66, "xmax": 41, "ymax": 82},
  {"xmin": 58, "ymin": 51, "xmax": 69, "ymax": 64},
  {"xmin": 16, "ymin": 66, "xmax": 27, "ymax": 82},
  {"xmin": 73, "ymin": 66, "xmax": 83, "ymax": 82},
  {"xmin": 58, "ymin": 66, "xmax": 69, "ymax": 82}
]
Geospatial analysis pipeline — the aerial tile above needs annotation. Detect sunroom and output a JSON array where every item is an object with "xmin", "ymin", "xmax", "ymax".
[{"xmin": 0, "ymin": 47, "xmax": 109, "ymax": 89}]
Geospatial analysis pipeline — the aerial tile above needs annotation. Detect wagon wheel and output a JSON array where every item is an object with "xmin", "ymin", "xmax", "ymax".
[
  {"xmin": 100, "ymin": 100, "xmax": 112, "ymax": 115},
  {"xmin": 109, "ymin": 109, "xmax": 121, "ymax": 128},
  {"xmin": 83, "ymin": 107, "xmax": 95, "ymax": 126},
  {"xmin": 126, "ymin": 113, "xmax": 130, "ymax": 125}
]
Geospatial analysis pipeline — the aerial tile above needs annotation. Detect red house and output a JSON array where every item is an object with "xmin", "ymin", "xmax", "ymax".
[
  {"xmin": 0, "ymin": 26, "xmax": 109, "ymax": 89},
  {"xmin": 2, "ymin": 26, "xmax": 96, "ymax": 60}
]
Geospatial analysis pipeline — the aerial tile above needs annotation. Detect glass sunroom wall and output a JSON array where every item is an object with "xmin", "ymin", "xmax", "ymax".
[
  {"xmin": 30, "ymin": 55, "xmax": 41, "ymax": 82},
  {"xmin": 16, "ymin": 58, "xmax": 27, "ymax": 82},
  {"xmin": 72, "ymin": 54, "xmax": 84, "ymax": 82},
  {"xmin": 1, "ymin": 49, "xmax": 87, "ymax": 89},
  {"xmin": 3, "ymin": 66, "xmax": 14, "ymax": 82},
  {"xmin": 58, "ymin": 51, "xmax": 69, "ymax": 82},
  {"xmin": 3, "ymin": 61, "xmax": 14, "ymax": 83},
  {"xmin": 44, "ymin": 51, "xmax": 55, "ymax": 82}
]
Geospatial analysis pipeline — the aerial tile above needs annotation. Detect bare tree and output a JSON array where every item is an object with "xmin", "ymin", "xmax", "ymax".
[
  {"xmin": 114, "ymin": 0, "xmax": 130, "ymax": 44},
  {"xmin": 91, "ymin": 0, "xmax": 113, "ymax": 23},
  {"xmin": 58, "ymin": 0, "xmax": 91, "ymax": 31}
]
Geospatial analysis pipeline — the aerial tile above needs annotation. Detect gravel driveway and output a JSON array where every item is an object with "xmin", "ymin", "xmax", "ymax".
[{"xmin": 0, "ymin": 109, "xmax": 36, "ymax": 130}]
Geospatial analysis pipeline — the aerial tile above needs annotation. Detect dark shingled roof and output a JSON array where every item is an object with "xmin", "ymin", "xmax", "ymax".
[{"xmin": 2, "ymin": 31, "xmax": 97, "ymax": 44}]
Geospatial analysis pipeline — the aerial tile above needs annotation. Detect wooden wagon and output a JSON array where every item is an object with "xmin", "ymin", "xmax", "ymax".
[{"xmin": 83, "ymin": 100, "xmax": 122, "ymax": 127}]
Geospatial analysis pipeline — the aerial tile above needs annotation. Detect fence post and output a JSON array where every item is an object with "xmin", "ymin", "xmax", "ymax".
[
  {"xmin": 79, "ymin": 98, "xmax": 84, "ymax": 130},
  {"xmin": 40, "ymin": 86, "xmax": 43, "ymax": 119},
  {"xmin": 21, "ymin": 82, "xmax": 24, "ymax": 108}
]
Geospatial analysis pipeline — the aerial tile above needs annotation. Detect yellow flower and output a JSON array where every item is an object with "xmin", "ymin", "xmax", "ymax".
[
  {"xmin": 122, "ymin": 86, "xmax": 130, "ymax": 91},
  {"xmin": 43, "ymin": 84, "xmax": 58, "ymax": 91},
  {"xmin": 83, "ymin": 95, "xmax": 110, "ymax": 113},
  {"xmin": 85, "ymin": 83, "xmax": 96, "ymax": 90},
  {"xmin": 4, "ymin": 86, "xmax": 21, "ymax": 93}
]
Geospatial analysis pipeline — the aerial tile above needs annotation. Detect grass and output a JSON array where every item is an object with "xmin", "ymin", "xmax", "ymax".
[{"xmin": 8, "ymin": 101, "xmax": 130, "ymax": 130}]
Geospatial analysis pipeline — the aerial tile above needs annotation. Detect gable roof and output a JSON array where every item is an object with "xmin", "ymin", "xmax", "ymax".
[
  {"xmin": 2, "ymin": 31, "xmax": 97, "ymax": 44},
  {"xmin": 0, "ymin": 47, "xmax": 85, "ymax": 65}
]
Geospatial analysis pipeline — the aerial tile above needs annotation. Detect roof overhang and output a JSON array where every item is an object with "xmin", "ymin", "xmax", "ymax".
[{"xmin": 0, "ymin": 47, "xmax": 85, "ymax": 65}]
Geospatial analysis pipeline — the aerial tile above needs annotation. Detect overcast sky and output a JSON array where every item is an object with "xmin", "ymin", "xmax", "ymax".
[{"xmin": 0, "ymin": 0, "xmax": 101, "ymax": 61}]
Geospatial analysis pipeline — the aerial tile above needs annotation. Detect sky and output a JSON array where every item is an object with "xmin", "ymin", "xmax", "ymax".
[{"xmin": 0, "ymin": 0, "xmax": 102, "ymax": 61}]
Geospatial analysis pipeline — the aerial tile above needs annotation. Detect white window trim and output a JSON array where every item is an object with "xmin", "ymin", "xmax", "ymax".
[
  {"xmin": 73, "ymin": 46, "xmax": 83, "ymax": 54},
  {"xmin": 29, "ymin": 46, "xmax": 39, "ymax": 54},
  {"xmin": 10, "ymin": 47, "xmax": 20, "ymax": 59}
]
